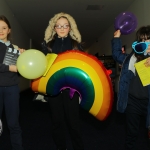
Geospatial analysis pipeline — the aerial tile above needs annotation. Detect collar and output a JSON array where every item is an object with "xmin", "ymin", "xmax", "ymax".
[
  {"xmin": 0, "ymin": 40, "xmax": 11, "ymax": 46},
  {"xmin": 128, "ymin": 54, "xmax": 137, "ymax": 75}
]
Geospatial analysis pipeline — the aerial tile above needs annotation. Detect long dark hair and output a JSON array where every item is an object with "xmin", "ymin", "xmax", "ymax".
[
  {"xmin": 134, "ymin": 25, "xmax": 150, "ymax": 62},
  {"xmin": 0, "ymin": 15, "xmax": 11, "ymax": 41}
]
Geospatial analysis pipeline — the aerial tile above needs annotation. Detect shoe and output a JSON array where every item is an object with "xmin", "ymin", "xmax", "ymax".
[
  {"xmin": 0, "ymin": 119, "xmax": 2, "ymax": 136},
  {"xmin": 33, "ymin": 94, "xmax": 48, "ymax": 102}
]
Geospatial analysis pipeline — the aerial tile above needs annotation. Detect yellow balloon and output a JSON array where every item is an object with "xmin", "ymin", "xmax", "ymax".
[{"xmin": 17, "ymin": 49, "xmax": 47, "ymax": 79}]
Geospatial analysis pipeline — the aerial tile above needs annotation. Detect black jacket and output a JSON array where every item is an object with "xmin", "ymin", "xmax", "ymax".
[
  {"xmin": 0, "ymin": 42, "xmax": 19, "ymax": 86},
  {"xmin": 41, "ymin": 35, "xmax": 82, "ymax": 55}
]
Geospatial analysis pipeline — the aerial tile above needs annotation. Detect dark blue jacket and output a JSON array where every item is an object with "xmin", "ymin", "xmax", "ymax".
[
  {"xmin": 41, "ymin": 35, "xmax": 83, "ymax": 55},
  {"xmin": 111, "ymin": 38, "xmax": 150, "ymax": 128},
  {"xmin": 0, "ymin": 41, "xmax": 19, "ymax": 86}
]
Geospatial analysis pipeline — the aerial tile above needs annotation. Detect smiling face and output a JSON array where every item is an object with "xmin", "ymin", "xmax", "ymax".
[
  {"xmin": 54, "ymin": 17, "xmax": 70, "ymax": 38},
  {"xmin": 0, "ymin": 20, "xmax": 10, "ymax": 42}
]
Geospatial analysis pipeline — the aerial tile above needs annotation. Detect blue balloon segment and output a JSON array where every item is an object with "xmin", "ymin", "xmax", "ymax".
[{"xmin": 46, "ymin": 67, "xmax": 95, "ymax": 110}]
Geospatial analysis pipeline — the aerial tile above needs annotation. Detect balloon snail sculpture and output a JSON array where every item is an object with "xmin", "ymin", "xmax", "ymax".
[{"xmin": 17, "ymin": 50, "xmax": 114, "ymax": 121}]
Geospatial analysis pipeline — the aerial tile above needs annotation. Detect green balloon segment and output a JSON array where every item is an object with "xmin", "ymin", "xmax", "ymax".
[{"xmin": 46, "ymin": 67, "xmax": 95, "ymax": 111}]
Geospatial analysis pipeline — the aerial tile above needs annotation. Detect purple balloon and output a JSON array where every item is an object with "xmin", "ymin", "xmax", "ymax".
[{"xmin": 114, "ymin": 12, "xmax": 138, "ymax": 35}]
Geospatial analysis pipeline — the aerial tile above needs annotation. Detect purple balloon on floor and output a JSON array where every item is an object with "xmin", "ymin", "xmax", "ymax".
[{"xmin": 114, "ymin": 12, "xmax": 138, "ymax": 35}]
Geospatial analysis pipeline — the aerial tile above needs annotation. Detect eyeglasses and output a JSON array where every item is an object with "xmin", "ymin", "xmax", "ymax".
[
  {"xmin": 55, "ymin": 24, "xmax": 70, "ymax": 29},
  {"xmin": 132, "ymin": 41, "xmax": 150, "ymax": 54}
]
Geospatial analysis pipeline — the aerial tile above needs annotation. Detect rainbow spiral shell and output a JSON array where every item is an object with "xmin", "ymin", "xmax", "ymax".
[{"xmin": 31, "ymin": 50, "xmax": 113, "ymax": 121}]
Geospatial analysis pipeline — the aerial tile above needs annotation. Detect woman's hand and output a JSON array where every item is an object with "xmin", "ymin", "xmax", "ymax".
[
  {"xmin": 114, "ymin": 30, "xmax": 121, "ymax": 38},
  {"xmin": 18, "ymin": 48, "xmax": 25, "ymax": 54},
  {"xmin": 9, "ymin": 65, "xmax": 17, "ymax": 72},
  {"xmin": 144, "ymin": 57, "xmax": 150, "ymax": 67}
]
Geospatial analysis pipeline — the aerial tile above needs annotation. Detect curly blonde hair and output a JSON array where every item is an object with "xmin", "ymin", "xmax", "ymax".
[{"xmin": 44, "ymin": 12, "xmax": 81, "ymax": 43}]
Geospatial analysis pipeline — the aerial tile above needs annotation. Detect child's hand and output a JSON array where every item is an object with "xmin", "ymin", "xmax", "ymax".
[
  {"xmin": 146, "ymin": 45, "xmax": 150, "ymax": 53},
  {"xmin": 114, "ymin": 30, "xmax": 121, "ymax": 38},
  {"xmin": 9, "ymin": 65, "xmax": 17, "ymax": 72},
  {"xmin": 144, "ymin": 57, "xmax": 150, "ymax": 67},
  {"xmin": 18, "ymin": 48, "xmax": 25, "ymax": 54}
]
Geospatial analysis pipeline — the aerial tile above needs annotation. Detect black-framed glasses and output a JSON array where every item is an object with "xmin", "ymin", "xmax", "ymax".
[
  {"xmin": 55, "ymin": 24, "xmax": 70, "ymax": 29},
  {"xmin": 132, "ymin": 41, "xmax": 150, "ymax": 54}
]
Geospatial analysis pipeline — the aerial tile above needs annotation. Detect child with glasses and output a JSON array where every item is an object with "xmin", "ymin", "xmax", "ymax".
[
  {"xmin": 111, "ymin": 26, "xmax": 150, "ymax": 150},
  {"xmin": 35, "ymin": 12, "xmax": 84, "ymax": 150}
]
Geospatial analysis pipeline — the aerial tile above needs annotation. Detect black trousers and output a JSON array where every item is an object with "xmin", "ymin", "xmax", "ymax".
[
  {"xmin": 0, "ymin": 85, "xmax": 23, "ymax": 150},
  {"xmin": 48, "ymin": 89, "xmax": 84, "ymax": 150},
  {"xmin": 125, "ymin": 94, "xmax": 148, "ymax": 150}
]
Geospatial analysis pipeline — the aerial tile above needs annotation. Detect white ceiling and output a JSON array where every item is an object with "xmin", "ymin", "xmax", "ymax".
[{"xmin": 5, "ymin": 0, "xmax": 135, "ymax": 49}]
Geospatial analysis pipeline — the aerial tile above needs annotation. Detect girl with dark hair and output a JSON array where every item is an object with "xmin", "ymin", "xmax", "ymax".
[
  {"xmin": 0, "ymin": 15, "xmax": 24, "ymax": 150},
  {"xmin": 111, "ymin": 26, "xmax": 150, "ymax": 150}
]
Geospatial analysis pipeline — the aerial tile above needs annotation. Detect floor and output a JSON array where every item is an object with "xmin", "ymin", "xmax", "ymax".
[{"xmin": 0, "ymin": 89, "xmax": 150, "ymax": 150}]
